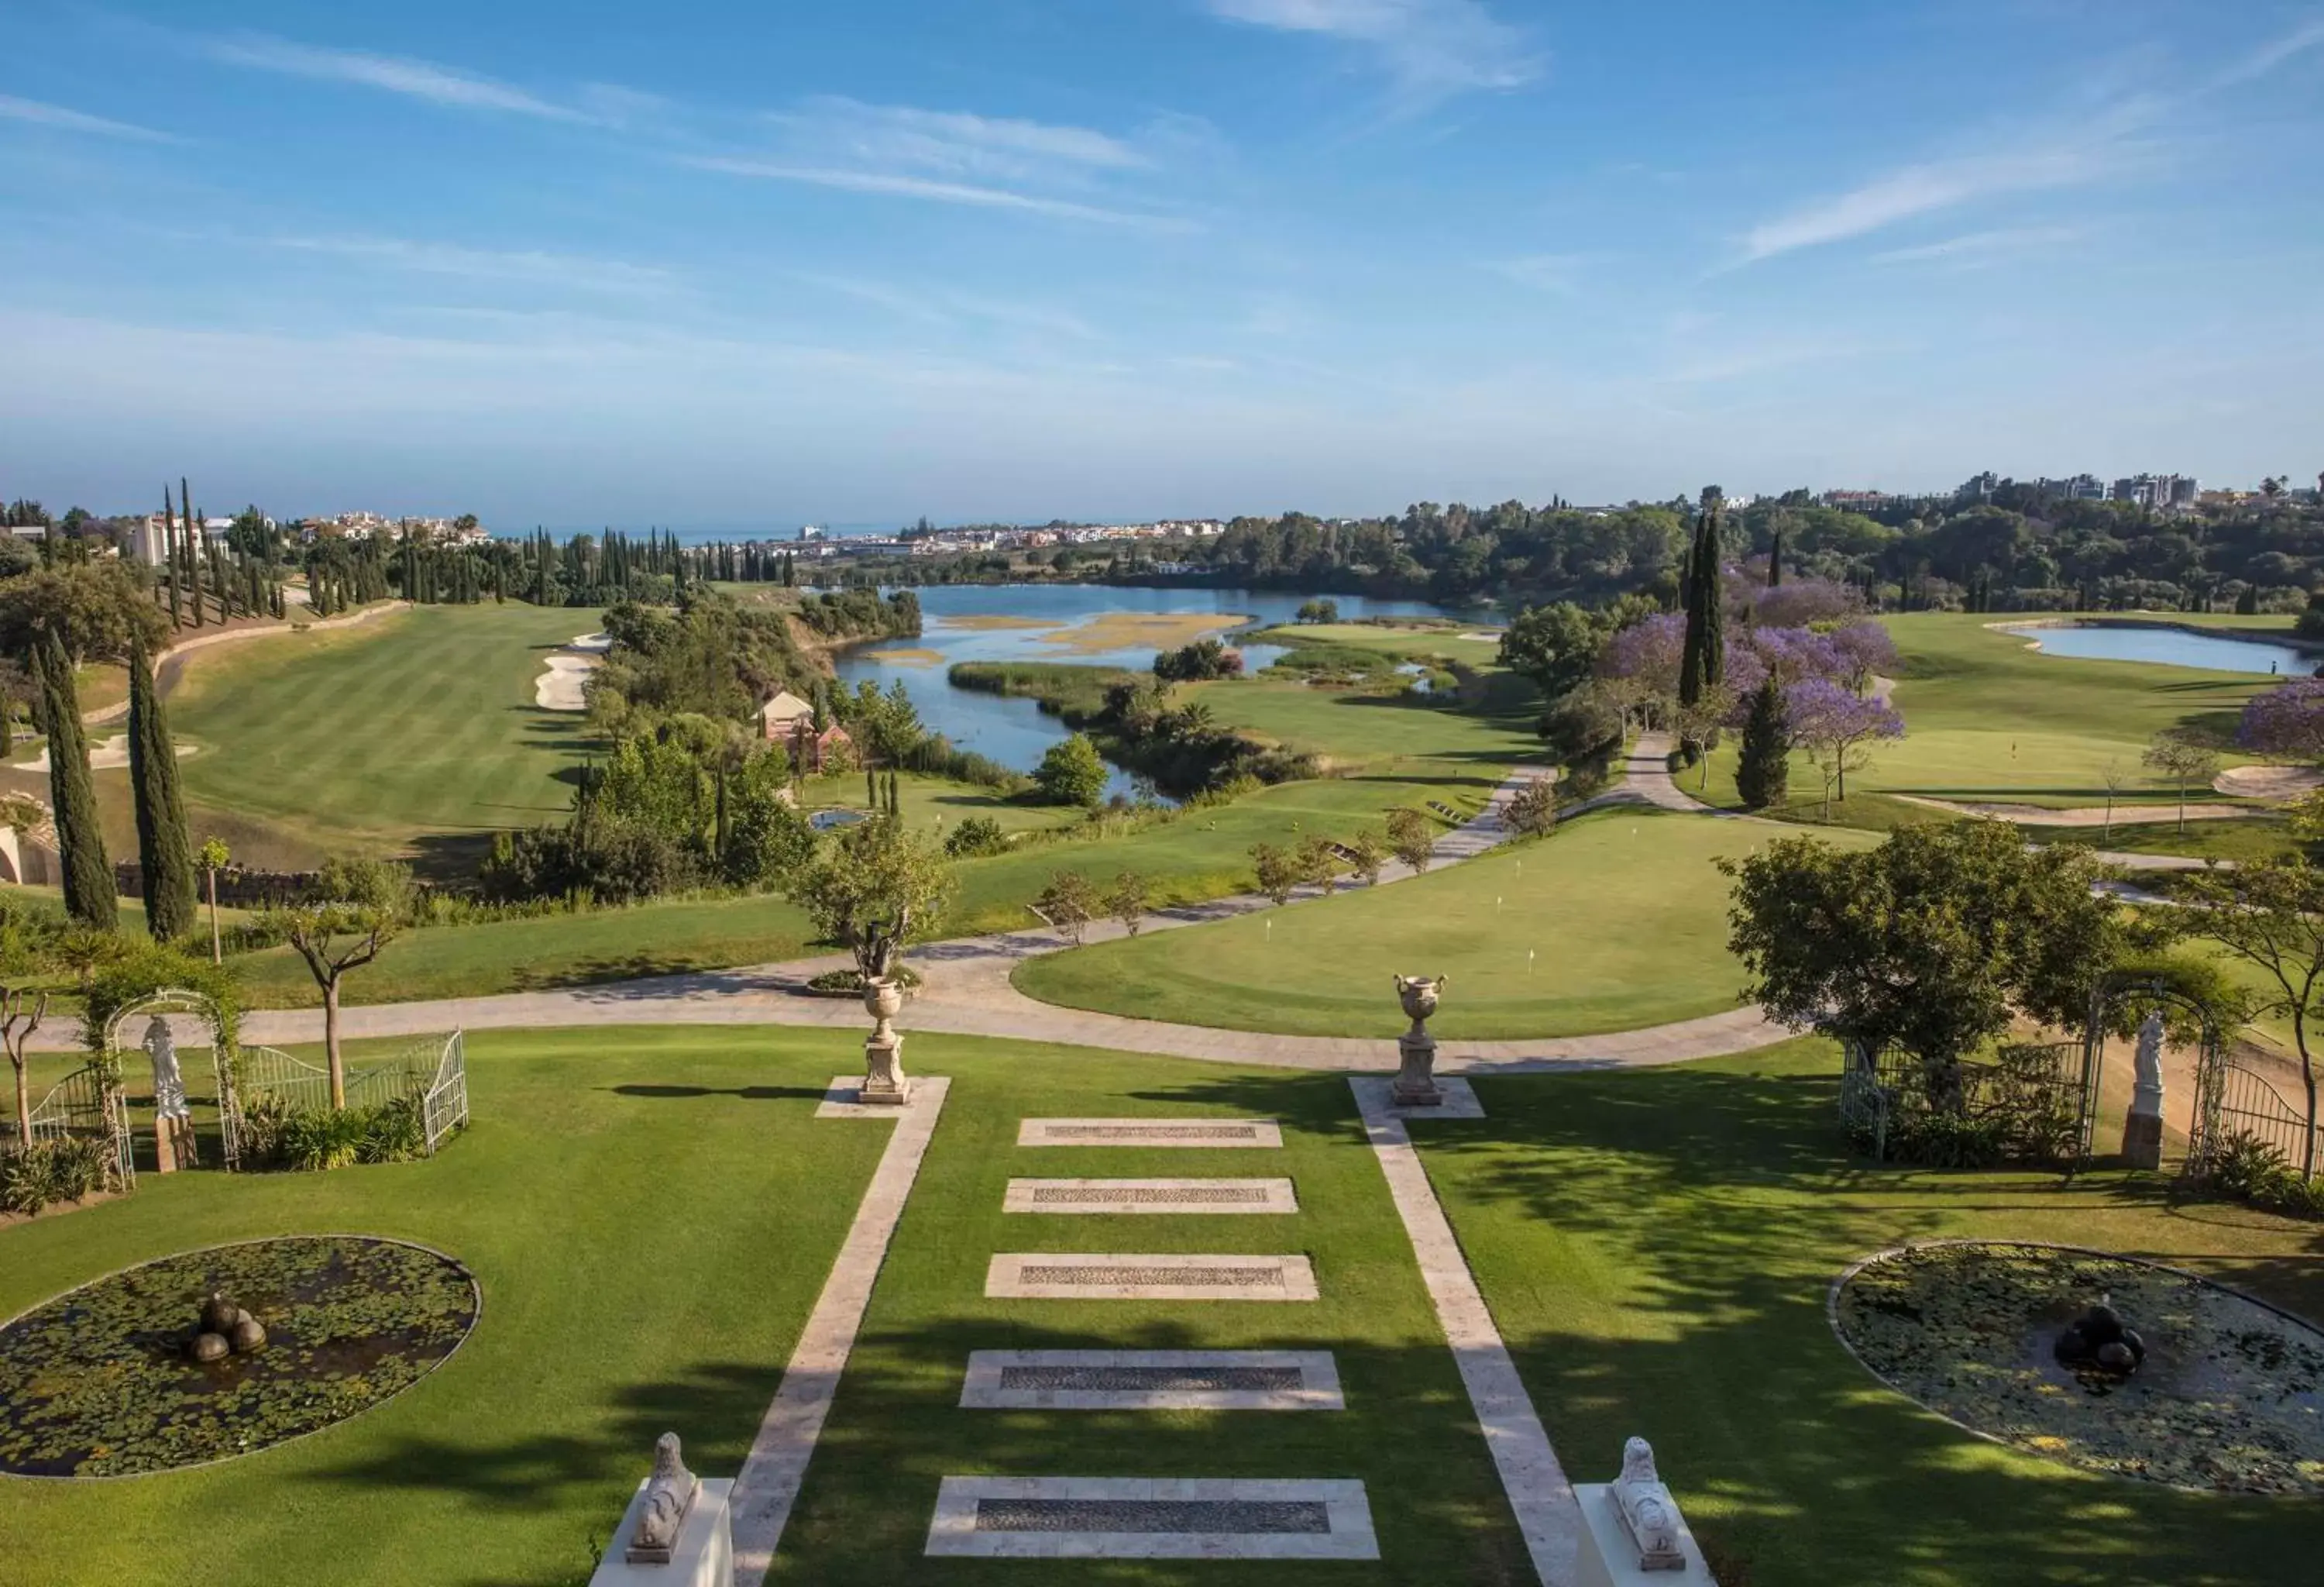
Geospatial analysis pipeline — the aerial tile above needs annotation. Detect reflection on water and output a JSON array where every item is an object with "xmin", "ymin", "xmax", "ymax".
[
  {"xmin": 831, "ymin": 584, "xmax": 1463, "ymax": 797},
  {"xmin": 1999, "ymin": 621, "xmax": 2318, "ymax": 676}
]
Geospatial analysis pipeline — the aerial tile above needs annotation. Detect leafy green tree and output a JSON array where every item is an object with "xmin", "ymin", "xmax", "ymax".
[
  {"xmin": 944, "ymin": 814, "xmax": 1009, "ymax": 858},
  {"xmin": 126, "ymin": 633, "xmax": 197, "ymax": 942},
  {"xmin": 196, "ymin": 837, "xmax": 230, "ymax": 963},
  {"xmin": 2142, "ymin": 731, "xmax": 2223, "ymax": 835},
  {"xmin": 35, "ymin": 635, "xmax": 115, "ymax": 928},
  {"xmin": 1294, "ymin": 599, "xmax": 1339, "ymax": 625},
  {"xmin": 4, "ymin": 987, "xmax": 49, "ymax": 1150},
  {"xmin": 1721, "ymin": 823, "xmax": 2122, "ymax": 1106},
  {"xmin": 1034, "ymin": 869, "xmax": 1099, "ymax": 944},
  {"xmin": 1295, "ymin": 833, "xmax": 1342, "ymax": 894},
  {"xmin": 1497, "ymin": 602, "xmax": 1605, "ymax": 700},
  {"xmin": 0, "ymin": 561, "xmax": 168, "ymax": 666},
  {"xmin": 1346, "ymin": 826, "xmax": 1388, "ymax": 886},
  {"xmin": 266, "ymin": 858, "xmax": 415, "ymax": 1107},
  {"xmin": 785, "ymin": 817, "xmax": 954, "ymax": 982},
  {"xmin": 1734, "ymin": 677, "xmax": 1791, "ymax": 810},
  {"xmin": 1250, "ymin": 842, "xmax": 1301, "ymax": 906},
  {"xmin": 1506, "ymin": 776, "xmax": 1559, "ymax": 835},
  {"xmin": 1385, "ymin": 807, "xmax": 1435, "ymax": 873},
  {"xmin": 1036, "ymin": 732, "xmax": 1109, "ymax": 806},
  {"xmin": 1105, "ymin": 870, "xmax": 1150, "ymax": 937},
  {"xmin": 2165, "ymin": 859, "xmax": 2324, "ymax": 1176}
]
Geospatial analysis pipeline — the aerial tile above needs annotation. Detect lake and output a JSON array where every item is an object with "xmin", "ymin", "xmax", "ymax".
[
  {"xmin": 832, "ymin": 584, "xmax": 1473, "ymax": 797},
  {"xmin": 1998, "ymin": 621, "xmax": 2319, "ymax": 676}
]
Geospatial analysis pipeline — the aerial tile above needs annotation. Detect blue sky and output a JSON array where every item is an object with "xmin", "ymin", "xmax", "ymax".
[{"xmin": 2, "ymin": 1, "xmax": 2320, "ymax": 528}]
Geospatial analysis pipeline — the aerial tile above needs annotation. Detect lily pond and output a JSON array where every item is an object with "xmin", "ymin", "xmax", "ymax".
[
  {"xmin": 1832, "ymin": 1241, "xmax": 2324, "ymax": 1494},
  {"xmin": 0, "ymin": 1236, "xmax": 479, "ymax": 1478}
]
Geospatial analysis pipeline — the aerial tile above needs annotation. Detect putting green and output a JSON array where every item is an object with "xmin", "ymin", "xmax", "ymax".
[{"xmin": 1012, "ymin": 807, "xmax": 1875, "ymax": 1038}]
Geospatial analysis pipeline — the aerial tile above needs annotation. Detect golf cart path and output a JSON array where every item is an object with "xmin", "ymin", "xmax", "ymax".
[{"xmin": 45, "ymin": 749, "xmax": 1790, "ymax": 1071}]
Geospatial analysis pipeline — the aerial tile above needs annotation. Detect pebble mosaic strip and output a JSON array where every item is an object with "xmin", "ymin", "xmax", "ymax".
[
  {"xmin": 925, "ymin": 1477, "xmax": 1380, "ymax": 1559},
  {"xmin": 1016, "ymin": 1117, "xmax": 1284, "ymax": 1148},
  {"xmin": 985, "ymin": 1252, "xmax": 1320, "ymax": 1301},
  {"xmin": 1003, "ymin": 1177, "xmax": 1299, "ymax": 1214},
  {"xmin": 960, "ymin": 1349, "xmax": 1346, "ymax": 1410}
]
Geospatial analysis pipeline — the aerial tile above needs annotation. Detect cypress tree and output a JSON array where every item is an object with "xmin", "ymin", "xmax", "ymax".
[
  {"xmin": 1734, "ymin": 677, "xmax": 1790, "ymax": 811},
  {"xmin": 1700, "ymin": 498, "xmax": 1726, "ymax": 690},
  {"xmin": 163, "ymin": 488, "xmax": 182, "ymax": 627},
  {"xmin": 1678, "ymin": 511, "xmax": 1711, "ymax": 707},
  {"xmin": 38, "ymin": 633, "xmax": 116, "ymax": 928},
  {"xmin": 1768, "ymin": 523, "xmax": 1784, "ymax": 588},
  {"xmin": 184, "ymin": 478, "xmax": 205, "ymax": 627},
  {"xmin": 127, "ymin": 632, "xmax": 198, "ymax": 941}
]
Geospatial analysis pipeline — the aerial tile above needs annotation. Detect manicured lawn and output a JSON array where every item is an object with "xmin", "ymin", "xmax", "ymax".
[
  {"xmin": 229, "ymin": 766, "xmax": 1511, "ymax": 1008},
  {"xmin": 1245, "ymin": 622, "xmax": 1505, "ymax": 668},
  {"xmin": 1189, "ymin": 669, "xmax": 1541, "ymax": 778},
  {"xmin": 775, "ymin": 1045, "xmax": 1528, "ymax": 1583},
  {"xmin": 164, "ymin": 603, "xmax": 599, "ymax": 871},
  {"xmin": 1426, "ymin": 1038, "xmax": 2324, "ymax": 1586},
  {"xmin": 5, "ymin": 1028, "xmax": 1535, "ymax": 1585},
  {"xmin": 0, "ymin": 1026, "xmax": 889, "ymax": 1587},
  {"xmin": 1012, "ymin": 807, "xmax": 1878, "ymax": 1038},
  {"xmin": 1688, "ymin": 613, "xmax": 2283, "ymax": 834}
]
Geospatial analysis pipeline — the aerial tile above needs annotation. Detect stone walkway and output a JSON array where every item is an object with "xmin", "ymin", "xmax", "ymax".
[
  {"xmin": 730, "ymin": 1076, "xmax": 950, "ymax": 1585},
  {"xmin": 1353, "ymin": 1077, "xmax": 1578, "ymax": 1585}
]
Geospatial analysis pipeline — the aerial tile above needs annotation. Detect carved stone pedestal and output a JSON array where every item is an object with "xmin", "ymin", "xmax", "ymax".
[
  {"xmin": 858, "ymin": 977, "xmax": 912, "ymax": 1106},
  {"xmin": 153, "ymin": 1115, "xmax": 198, "ymax": 1173},
  {"xmin": 2123, "ymin": 1008, "xmax": 2166, "ymax": 1172},
  {"xmin": 2121, "ymin": 1108, "xmax": 2164, "ymax": 1171},
  {"xmin": 1391, "ymin": 1034, "xmax": 1442, "ymax": 1108},
  {"xmin": 861, "ymin": 1033, "xmax": 911, "ymax": 1106}
]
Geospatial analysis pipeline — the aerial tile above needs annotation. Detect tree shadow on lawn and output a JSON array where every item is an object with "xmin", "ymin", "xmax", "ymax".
[
  {"xmin": 1119, "ymin": 1065, "xmax": 2324, "ymax": 1584},
  {"xmin": 607, "ymin": 1083, "xmax": 831, "ymax": 1101}
]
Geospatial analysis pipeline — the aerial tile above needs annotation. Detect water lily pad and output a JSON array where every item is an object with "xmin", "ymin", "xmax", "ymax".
[
  {"xmin": 0, "ymin": 1236, "xmax": 478, "ymax": 1478},
  {"xmin": 1832, "ymin": 1241, "xmax": 2324, "ymax": 1494}
]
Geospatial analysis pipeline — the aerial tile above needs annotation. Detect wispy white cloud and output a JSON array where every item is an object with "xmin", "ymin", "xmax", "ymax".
[
  {"xmin": 273, "ymin": 236, "xmax": 676, "ymax": 294},
  {"xmin": 1201, "ymin": 0, "xmax": 1541, "ymax": 100},
  {"xmin": 686, "ymin": 160, "xmax": 1198, "ymax": 232},
  {"xmin": 2209, "ymin": 16, "xmax": 2324, "ymax": 90},
  {"xmin": 1869, "ymin": 225, "xmax": 2085, "ymax": 267},
  {"xmin": 771, "ymin": 97, "xmax": 1150, "ymax": 182},
  {"xmin": 205, "ymin": 33, "xmax": 586, "ymax": 121},
  {"xmin": 1738, "ymin": 18, "xmax": 2324, "ymax": 266},
  {"xmin": 796, "ymin": 274, "xmax": 1100, "ymax": 339},
  {"xmin": 0, "ymin": 93, "xmax": 175, "ymax": 142}
]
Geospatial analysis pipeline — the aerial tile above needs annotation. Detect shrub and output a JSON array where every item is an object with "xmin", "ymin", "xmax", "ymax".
[
  {"xmin": 943, "ymin": 814, "xmax": 1009, "ymax": 858},
  {"xmin": 357, "ymin": 1095, "xmax": 427, "ymax": 1164},
  {"xmin": 1153, "ymin": 639, "xmax": 1243, "ymax": 681},
  {"xmin": 1505, "ymin": 778, "xmax": 1558, "ymax": 836},
  {"xmin": 0, "ymin": 1137, "xmax": 109, "ymax": 1214},
  {"xmin": 1034, "ymin": 733, "xmax": 1111, "ymax": 807},
  {"xmin": 2201, "ymin": 1131, "xmax": 2324, "ymax": 1220},
  {"xmin": 235, "ymin": 1092, "xmax": 295, "ymax": 1167},
  {"xmin": 277, "ymin": 1107, "xmax": 371, "ymax": 1172},
  {"xmin": 804, "ymin": 966, "xmax": 921, "ymax": 994}
]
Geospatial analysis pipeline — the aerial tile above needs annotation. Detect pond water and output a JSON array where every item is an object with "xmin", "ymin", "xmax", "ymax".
[
  {"xmin": 1999, "ymin": 621, "xmax": 2319, "ymax": 676},
  {"xmin": 832, "ymin": 584, "xmax": 1468, "ymax": 797}
]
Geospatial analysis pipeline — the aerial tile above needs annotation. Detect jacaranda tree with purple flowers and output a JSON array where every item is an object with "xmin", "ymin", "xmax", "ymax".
[
  {"xmin": 1786, "ymin": 677, "xmax": 1905, "ymax": 814},
  {"xmin": 2237, "ymin": 677, "xmax": 2324, "ymax": 762}
]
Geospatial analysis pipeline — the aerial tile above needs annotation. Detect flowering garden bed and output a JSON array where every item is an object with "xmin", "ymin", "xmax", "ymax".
[
  {"xmin": 1831, "ymin": 1241, "xmax": 2324, "ymax": 1494},
  {"xmin": 0, "ymin": 1236, "xmax": 478, "ymax": 1478}
]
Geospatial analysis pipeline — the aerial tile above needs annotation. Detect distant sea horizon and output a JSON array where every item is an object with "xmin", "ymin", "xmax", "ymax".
[{"xmin": 528, "ymin": 522, "xmax": 909, "ymax": 546}]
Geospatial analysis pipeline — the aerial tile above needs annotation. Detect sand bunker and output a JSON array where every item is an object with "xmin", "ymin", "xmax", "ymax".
[
  {"xmin": 20, "ymin": 734, "xmax": 196, "ymax": 773},
  {"xmin": 2213, "ymin": 764, "xmax": 2324, "ymax": 800},
  {"xmin": 535, "ymin": 633, "xmax": 610, "ymax": 712}
]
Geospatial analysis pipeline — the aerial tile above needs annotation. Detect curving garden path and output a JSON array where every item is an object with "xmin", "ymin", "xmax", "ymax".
[{"xmin": 34, "ymin": 742, "xmax": 1790, "ymax": 1070}]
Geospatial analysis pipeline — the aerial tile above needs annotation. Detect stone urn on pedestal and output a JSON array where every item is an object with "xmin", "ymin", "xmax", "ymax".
[
  {"xmin": 859, "ymin": 976, "xmax": 911, "ymax": 1105},
  {"xmin": 1392, "ymin": 975, "xmax": 1446, "ymax": 1107}
]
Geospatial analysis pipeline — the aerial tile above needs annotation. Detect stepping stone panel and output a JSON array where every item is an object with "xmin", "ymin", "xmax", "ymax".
[
  {"xmin": 1017, "ymin": 1117, "xmax": 1284, "ymax": 1148},
  {"xmin": 925, "ymin": 1477, "xmax": 1379, "ymax": 1559},
  {"xmin": 1003, "ymin": 1177, "xmax": 1298, "ymax": 1214},
  {"xmin": 985, "ymin": 1253, "xmax": 1318, "ymax": 1301},
  {"xmin": 961, "ymin": 1350, "xmax": 1344, "ymax": 1410}
]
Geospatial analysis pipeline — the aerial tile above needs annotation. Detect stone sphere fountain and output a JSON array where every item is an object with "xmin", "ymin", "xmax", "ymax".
[
  {"xmin": 2054, "ymin": 1299, "xmax": 2147, "ymax": 1378},
  {"xmin": 184, "ymin": 1290, "xmax": 268, "ymax": 1364}
]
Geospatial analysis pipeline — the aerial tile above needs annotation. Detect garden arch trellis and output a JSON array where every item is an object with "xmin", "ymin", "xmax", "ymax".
[
  {"xmin": 2084, "ymin": 972, "xmax": 2227, "ymax": 1172},
  {"xmin": 101, "ymin": 986, "xmax": 239, "ymax": 1176}
]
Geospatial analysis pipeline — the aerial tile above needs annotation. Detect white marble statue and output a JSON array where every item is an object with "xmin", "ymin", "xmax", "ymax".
[
  {"xmin": 1609, "ymin": 1436, "xmax": 1686, "ymax": 1572},
  {"xmin": 142, "ymin": 1014, "xmax": 191, "ymax": 1122},
  {"xmin": 2132, "ymin": 1009, "xmax": 2165, "ymax": 1117}
]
